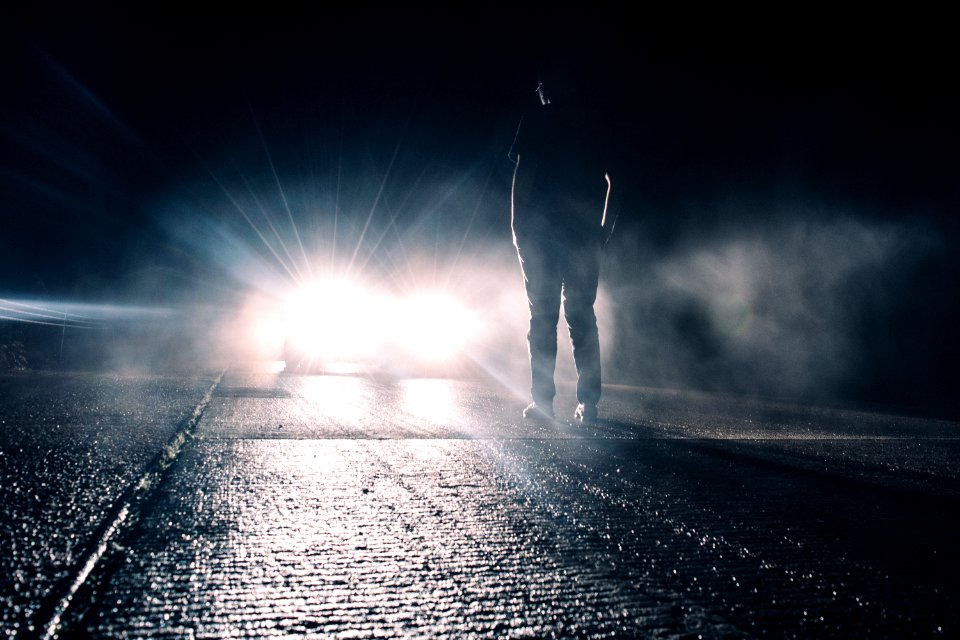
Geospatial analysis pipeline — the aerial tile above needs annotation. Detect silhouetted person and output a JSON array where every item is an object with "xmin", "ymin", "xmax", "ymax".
[{"xmin": 508, "ymin": 59, "xmax": 618, "ymax": 425}]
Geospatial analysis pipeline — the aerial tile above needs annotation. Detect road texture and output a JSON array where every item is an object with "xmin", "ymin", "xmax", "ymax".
[
  {"xmin": 0, "ymin": 370, "xmax": 220, "ymax": 638},
  {"xmin": 2, "ymin": 366, "xmax": 958, "ymax": 638}
]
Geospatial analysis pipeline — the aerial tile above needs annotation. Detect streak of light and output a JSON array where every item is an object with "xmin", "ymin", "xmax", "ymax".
[
  {"xmin": 234, "ymin": 158, "xmax": 307, "ymax": 282},
  {"xmin": 0, "ymin": 298, "xmax": 96, "ymax": 328},
  {"xmin": 446, "ymin": 165, "xmax": 493, "ymax": 291},
  {"xmin": 0, "ymin": 298, "xmax": 172, "ymax": 326},
  {"xmin": 193, "ymin": 153, "xmax": 305, "ymax": 285},
  {"xmin": 251, "ymin": 107, "xmax": 314, "ymax": 283},
  {"xmin": 346, "ymin": 121, "xmax": 407, "ymax": 278}
]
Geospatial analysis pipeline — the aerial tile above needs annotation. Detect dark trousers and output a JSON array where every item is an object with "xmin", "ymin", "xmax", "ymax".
[{"xmin": 514, "ymin": 233, "xmax": 602, "ymax": 409}]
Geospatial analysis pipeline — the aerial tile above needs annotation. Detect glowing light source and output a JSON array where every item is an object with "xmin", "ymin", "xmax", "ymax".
[
  {"xmin": 278, "ymin": 279, "xmax": 478, "ymax": 372},
  {"xmin": 283, "ymin": 278, "xmax": 385, "ymax": 364}
]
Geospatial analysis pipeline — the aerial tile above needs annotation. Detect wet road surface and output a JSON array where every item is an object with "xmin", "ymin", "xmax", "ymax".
[
  {"xmin": 0, "ymin": 371, "xmax": 219, "ymax": 638},
  {"xmin": 3, "ymin": 367, "xmax": 959, "ymax": 638}
]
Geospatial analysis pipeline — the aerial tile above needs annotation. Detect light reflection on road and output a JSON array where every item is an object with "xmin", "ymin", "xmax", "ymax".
[
  {"xmin": 295, "ymin": 375, "xmax": 372, "ymax": 426},
  {"xmin": 399, "ymin": 378, "xmax": 461, "ymax": 426},
  {"xmin": 204, "ymin": 368, "xmax": 557, "ymax": 440},
  {"xmin": 11, "ymin": 367, "xmax": 958, "ymax": 637}
]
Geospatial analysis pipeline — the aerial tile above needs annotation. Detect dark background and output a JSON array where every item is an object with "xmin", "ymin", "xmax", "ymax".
[{"xmin": 2, "ymin": 4, "xmax": 958, "ymax": 417}]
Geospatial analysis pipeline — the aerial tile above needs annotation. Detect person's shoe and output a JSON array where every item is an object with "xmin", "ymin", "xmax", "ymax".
[
  {"xmin": 574, "ymin": 403, "xmax": 598, "ymax": 425},
  {"xmin": 523, "ymin": 402, "xmax": 555, "ymax": 423}
]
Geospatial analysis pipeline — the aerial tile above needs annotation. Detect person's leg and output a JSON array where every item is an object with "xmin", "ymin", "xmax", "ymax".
[
  {"xmin": 562, "ymin": 240, "xmax": 601, "ymax": 416},
  {"xmin": 516, "ymin": 238, "xmax": 562, "ymax": 416}
]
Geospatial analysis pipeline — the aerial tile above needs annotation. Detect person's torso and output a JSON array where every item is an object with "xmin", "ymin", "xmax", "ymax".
[{"xmin": 512, "ymin": 100, "xmax": 608, "ymax": 242}]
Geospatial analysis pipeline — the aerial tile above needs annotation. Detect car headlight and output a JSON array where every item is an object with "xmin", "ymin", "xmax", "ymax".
[{"xmin": 281, "ymin": 279, "xmax": 478, "ymax": 368}]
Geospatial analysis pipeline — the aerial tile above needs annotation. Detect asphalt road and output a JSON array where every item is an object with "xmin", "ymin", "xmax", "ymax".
[{"xmin": 2, "ymin": 366, "xmax": 958, "ymax": 638}]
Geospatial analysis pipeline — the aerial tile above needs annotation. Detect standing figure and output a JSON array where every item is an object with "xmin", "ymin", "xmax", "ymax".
[{"xmin": 508, "ymin": 61, "xmax": 617, "ymax": 425}]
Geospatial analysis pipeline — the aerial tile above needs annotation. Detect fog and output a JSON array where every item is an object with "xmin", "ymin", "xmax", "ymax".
[
  {"xmin": 2, "ymin": 7, "xmax": 958, "ymax": 418},
  {"xmin": 29, "ymin": 138, "xmax": 947, "ymax": 420},
  {"xmin": 601, "ymin": 206, "xmax": 953, "ymax": 410},
  {"xmin": 3, "ymin": 104, "xmax": 957, "ymax": 418}
]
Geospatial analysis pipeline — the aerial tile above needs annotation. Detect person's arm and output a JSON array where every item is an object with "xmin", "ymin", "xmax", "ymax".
[
  {"xmin": 510, "ymin": 153, "xmax": 521, "ymax": 240},
  {"xmin": 601, "ymin": 172, "xmax": 620, "ymax": 246},
  {"xmin": 507, "ymin": 115, "xmax": 523, "ymax": 166}
]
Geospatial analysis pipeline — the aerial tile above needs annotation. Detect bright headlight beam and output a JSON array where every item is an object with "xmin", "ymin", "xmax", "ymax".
[
  {"xmin": 394, "ymin": 293, "xmax": 477, "ymax": 362},
  {"xmin": 283, "ymin": 278, "xmax": 384, "ymax": 362},
  {"xmin": 277, "ymin": 280, "xmax": 478, "ymax": 370}
]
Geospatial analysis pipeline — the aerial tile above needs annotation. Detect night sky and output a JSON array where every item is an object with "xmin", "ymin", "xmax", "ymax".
[{"xmin": 2, "ymin": 5, "xmax": 958, "ymax": 416}]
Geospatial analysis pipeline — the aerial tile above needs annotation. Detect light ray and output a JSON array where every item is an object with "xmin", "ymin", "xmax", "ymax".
[
  {"xmin": 0, "ymin": 297, "xmax": 174, "ymax": 331},
  {"xmin": 445, "ymin": 165, "xmax": 493, "ymax": 291},
  {"xmin": 331, "ymin": 98, "xmax": 346, "ymax": 274},
  {"xmin": 0, "ymin": 299, "xmax": 96, "ymax": 328},
  {"xmin": 251, "ymin": 108, "xmax": 313, "ymax": 281},
  {"xmin": 354, "ymin": 166, "xmax": 426, "ymax": 283},
  {"xmin": 32, "ymin": 45, "xmax": 143, "ymax": 144},
  {"xmin": 346, "ymin": 120, "xmax": 408, "ymax": 278},
  {"xmin": 0, "ymin": 314, "xmax": 91, "ymax": 329},
  {"xmin": 234, "ymin": 158, "xmax": 306, "ymax": 284},
  {"xmin": 191, "ymin": 152, "xmax": 304, "ymax": 285}
]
